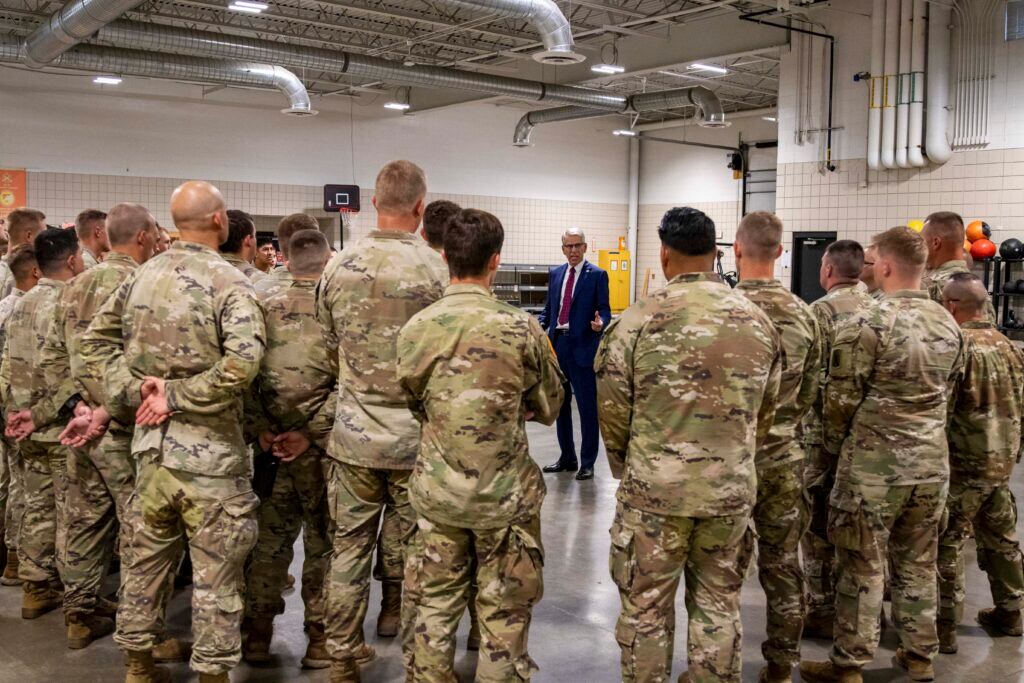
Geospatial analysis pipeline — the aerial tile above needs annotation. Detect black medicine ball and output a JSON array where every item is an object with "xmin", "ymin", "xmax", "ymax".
[{"xmin": 1000, "ymin": 238, "xmax": 1024, "ymax": 260}]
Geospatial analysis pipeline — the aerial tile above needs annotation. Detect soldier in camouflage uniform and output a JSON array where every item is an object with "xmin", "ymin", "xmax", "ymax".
[
  {"xmin": 75, "ymin": 209, "xmax": 110, "ymax": 270},
  {"xmin": 800, "ymin": 227, "xmax": 964, "ymax": 683},
  {"xmin": 857, "ymin": 242, "xmax": 886, "ymax": 302},
  {"xmin": 936, "ymin": 273, "xmax": 1024, "ymax": 652},
  {"xmin": 0, "ymin": 208, "xmax": 45, "ymax": 299},
  {"xmin": 921, "ymin": 211, "xmax": 994, "ymax": 319},
  {"xmin": 81, "ymin": 181, "xmax": 265, "ymax": 683},
  {"xmin": 397, "ymin": 209, "xmax": 564, "ymax": 683},
  {"xmin": 220, "ymin": 210, "xmax": 267, "ymax": 282},
  {"xmin": 597, "ymin": 207, "xmax": 782, "ymax": 683},
  {"xmin": 254, "ymin": 213, "xmax": 318, "ymax": 300},
  {"xmin": 30, "ymin": 205, "xmax": 159, "ymax": 648},
  {"xmin": 0, "ymin": 246, "xmax": 40, "ymax": 585},
  {"xmin": 801, "ymin": 240, "xmax": 877, "ymax": 638},
  {"xmin": 293, "ymin": 161, "xmax": 447, "ymax": 683},
  {"xmin": 242, "ymin": 229, "xmax": 335, "ymax": 668},
  {"xmin": 2, "ymin": 228, "xmax": 86, "ymax": 622},
  {"xmin": 733, "ymin": 212, "xmax": 820, "ymax": 683}
]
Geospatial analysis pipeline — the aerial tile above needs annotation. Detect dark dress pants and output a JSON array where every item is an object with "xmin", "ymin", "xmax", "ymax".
[{"xmin": 554, "ymin": 332, "xmax": 599, "ymax": 470}]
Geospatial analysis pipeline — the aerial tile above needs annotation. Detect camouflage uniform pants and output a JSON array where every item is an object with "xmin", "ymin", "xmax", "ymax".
[
  {"xmin": 4, "ymin": 439, "xmax": 23, "ymax": 550},
  {"xmin": 802, "ymin": 444, "xmax": 836, "ymax": 620},
  {"xmin": 374, "ymin": 504, "xmax": 404, "ymax": 584},
  {"xmin": 404, "ymin": 515, "xmax": 543, "ymax": 683},
  {"xmin": 17, "ymin": 440, "xmax": 69, "ymax": 584},
  {"xmin": 744, "ymin": 463, "xmax": 809, "ymax": 666},
  {"xmin": 245, "ymin": 448, "xmax": 331, "ymax": 624},
  {"xmin": 115, "ymin": 456, "xmax": 259, "ymax": 675},
  {"xmin": 827, "ymin": 481, "xmax": 946, "ymax": 668},
  {"xmin": 610, "ymin": 502, "xmax": 751, "ymax": 683},
  {"xmin": 324, "ymin": 460, "xmax": 416, "ymax": 662},
  {"xmin": 62, "ymin": 442, "xmax": 118, "ymax": 616},
  {"xmin": 937, "ymin": 481, "xmax": 1024, "ymax": 623},
  {"xmin": 0, "ymin": 436, "xmax": 8, "ymax": 546}
]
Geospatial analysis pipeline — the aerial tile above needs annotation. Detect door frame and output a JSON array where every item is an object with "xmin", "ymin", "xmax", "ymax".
[{"xmin": 791, "ymin": 231, "xmax": 837, "ymax": 302}]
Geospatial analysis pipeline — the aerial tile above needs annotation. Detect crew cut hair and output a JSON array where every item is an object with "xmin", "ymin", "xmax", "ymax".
[
  {"xmin": 8, "ymin": 245, "xmax": 37, "ymax": 281},
  {"xmin": 221, "ymin": 209, "xmax": 256, "ymax": 254},
  {"xmin": 374, "ymin": 160, "xmax": 427, "ymax": 215},
  {"xmin": 106, "ymin": 203, "xmax": 155, "ymax": 247},
  {"xmin": 423, "ymin": 200, "xmax": 461, "ymax": 249},
  {"xmin": 277, "ymin": 213, "xmax": 319, "ymax": 258},
  {"xmin": 288, "ymin": 229, "xmax": 330, "ymax": 277},
  {"xmin": 824, "ymin": 239, "xmax": 865, "ymax": 279},
  {"xmin": 875, "ymin": 225, "xmax": 928, "ymax": 270},
  {"xmin": 658, "ymin": 207, "xmax": 716, "ymax": 256},
  {"xmin": 924, "ymin": 211, "xmax": 965, "ymax": 243},
  {"xmin": 33, "ymin": 226, "xmax": 79, "ymax": 276},
  {"xmin": 7, "ymin": 208, "xmax": 45, "ymax": 242},
  {"xmin": 443, "ymin": 209, "xmax": 504, "ymax": 279},
  {"xmin": 736, "ymin": 211, "xmax": 783, "ymax": 260},
  {"xmin": 75, "ymin": 209, "xmax": 107, "ymax": 240}
]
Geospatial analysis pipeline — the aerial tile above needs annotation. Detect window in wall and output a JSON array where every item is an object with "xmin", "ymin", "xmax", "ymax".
[{"xmin": 1007, "ymin": 1, "xmax": 1024, "ymax": 41}]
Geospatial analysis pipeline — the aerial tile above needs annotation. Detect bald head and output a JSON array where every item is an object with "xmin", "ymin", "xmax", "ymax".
[
  {"xmin": 170, "ymin": 181, "xmax": 228, "ymax": 240},
  {"xmin": 943, "ymin": 272, "xmax": 989, "ymax": 323}
]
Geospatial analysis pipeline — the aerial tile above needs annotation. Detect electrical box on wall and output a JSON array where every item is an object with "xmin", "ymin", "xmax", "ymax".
[{"xmin": 598, "ymin": 248, "xmax": 631, "ymax": 313}]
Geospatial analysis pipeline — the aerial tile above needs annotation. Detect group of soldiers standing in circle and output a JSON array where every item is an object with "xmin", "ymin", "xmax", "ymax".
[{"xmin": 0, "ymin": 160, "xmax": 1020, "ymax": 683}]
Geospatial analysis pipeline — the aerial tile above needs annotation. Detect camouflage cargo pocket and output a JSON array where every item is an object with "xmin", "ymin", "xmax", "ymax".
[
  {"xmin": 834, "ymin": 571, "xmax": 876, "ymax": 638},
  {"xmin": 609, "ymin": 520, "xmax": 636, "ymax": 592},
  {"xmin": 218, "ymin": 490, "xmax": 260, "ymax": 562},
  {"xmin": 499, "ymin": 524, "xmax": 544, "ymax": 610},
  {"xmin": 827, "ymin": 488, "xmax": 867, "ymax": 552}
]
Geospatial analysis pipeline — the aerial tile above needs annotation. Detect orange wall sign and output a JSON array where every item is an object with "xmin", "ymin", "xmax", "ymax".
[{"xmin": 0, "ymin": 169, "xmax": 27, "ymax": 221}]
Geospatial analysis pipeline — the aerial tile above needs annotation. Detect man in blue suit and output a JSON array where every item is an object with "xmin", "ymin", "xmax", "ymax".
[{"xmin": 538, "ymin": 228, "xmax": 611, "ymax": 481}]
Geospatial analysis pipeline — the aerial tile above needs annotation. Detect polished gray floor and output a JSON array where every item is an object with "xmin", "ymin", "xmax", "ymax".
[{"xmin": 0, "ymin": 415, "xmax": 1022, "ymax": 681}]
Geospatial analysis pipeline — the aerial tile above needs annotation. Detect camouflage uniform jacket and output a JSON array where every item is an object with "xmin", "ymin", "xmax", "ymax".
[
  {"xmin": 923, "ymin": 259, "xmax": 995, "ymax": 319},
  {"xmin": 251, "ymin": 277, "xmax": 335, "ymax": 434},
  {"xmin": 32, "ymin": 253, "xmax": 137, "ymax": 429},
  {"xmin": 737, "ymin": 278, "xmax": 821, "ymax": 470},
  {"xmin": 948, "ymin": 321, "xmax": 1024, "ymax": 486},
  {"xmin": 80, "ymin": 241, "xmax": 265, "ymax": 477},
  {"xmin": 223, "ymin": 253, "xmax": 268, "ymax": 283},
  {"xmin": 595, "ymin": 272, "xmax": 782, "ymax": 518},
  {"xmin": 254, "ymin": 267, "xmax": 292, "ymax": 299},
  {"xmin": 802, "ymin": 283, "xmax": 878, "ymax": 447},
  {"xmin": 871, "ymin": 289, "xmax": 886, "ymax": 301},
  {"xmin": 309, "ymin": 230, "xmax": 448, "ymax": 470},
  {"xmin": 82, "ymin": 248, "xmax": 99, "ymax": 270},
  {"xmin": 0, "ymin": 288, "xmax": 25, "ymax": 356},
  {"xmin": 0, "ymin": 278, "xmax": 66, "ymax": 441},
  {"xmin": 397, "ymin": 284, "xmax": 565, "ymax": 529},
  {"xmin": 825, "ymin": 290, "xmax": 964, "ymax": 486},
  {"xmin": 0, "ymin": 256, "xmax": 14, "ymax": 300}
]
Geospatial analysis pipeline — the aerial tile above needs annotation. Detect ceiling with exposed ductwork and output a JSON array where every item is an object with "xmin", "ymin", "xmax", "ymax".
[{"xmin": 0, "ymin": 0, "xmax": 787, "ymax": 122}]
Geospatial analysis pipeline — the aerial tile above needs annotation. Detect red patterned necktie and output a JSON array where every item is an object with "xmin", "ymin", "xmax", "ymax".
[{"xmin": 558, "ymin": 266, "xmax": 575, "ymax": 326}]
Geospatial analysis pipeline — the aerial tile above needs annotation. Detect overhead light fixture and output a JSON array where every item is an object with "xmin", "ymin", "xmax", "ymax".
[
  {"xmin": 762, "ymin": 114, "xmax": 777, "ymax": 122},
  {"xmin": 383, "ymin": 101, "xmax": 410, "ymax": 111},
  {"xmin": 612, "ymin": 129, "xmax": 637, "ymax": 137},
  {"xmin": 688, "ymin": 62, "xmax": 729, "ymax": 75},
  {"xmin": 591, "ymin": 63, "xmax": 625, "ymax": 75},
  {"xmin": 228, "ymin": 1, "xmax": 268, "ymax": 13},
  {"xmin": 93, "ymin": 76, "xmax": 122, "ymax": 85}
]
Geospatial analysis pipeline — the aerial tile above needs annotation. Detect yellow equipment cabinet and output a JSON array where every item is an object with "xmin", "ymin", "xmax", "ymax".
[{"xmin": 598, "ymin": 248, "xmax": 631, "ymax": 313}]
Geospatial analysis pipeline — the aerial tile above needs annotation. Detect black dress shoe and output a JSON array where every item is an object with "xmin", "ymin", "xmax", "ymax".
[
  {"xmin": 575, "ymin": 468, "xmax": 594, "ymax": 481},
  {"xmin": 542, "ymin": 461, "xmax": 578, "ymax": 473}
]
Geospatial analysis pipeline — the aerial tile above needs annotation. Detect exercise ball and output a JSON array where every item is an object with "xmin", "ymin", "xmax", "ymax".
[
  {"xmin": 999, "ymin": 238, "xmax": 1024, "ymax": 260},
  {"xmin": 967, "ymin": 220, "xmax": 992, "ymax": 242},
  {"xmin": 970, "ymin": 238, "xmax": 997, "ymax": 260},
  {"xmin": 908, "ymin": 219, "xmax": 924, "ymax": 233}
]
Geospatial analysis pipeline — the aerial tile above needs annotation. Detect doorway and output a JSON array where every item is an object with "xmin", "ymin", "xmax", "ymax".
[{"xmin": 791, "ymin": 231, "xmax": 837, "ymax": 303}]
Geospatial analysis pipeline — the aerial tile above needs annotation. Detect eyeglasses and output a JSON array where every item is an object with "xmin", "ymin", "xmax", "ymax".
[{"xmin": 562, "ymin": 242, "xmax": 586, "ymax": 251}]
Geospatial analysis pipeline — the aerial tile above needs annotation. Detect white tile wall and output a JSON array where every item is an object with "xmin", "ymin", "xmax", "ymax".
[{"xmin": 637, "ymin": 201, "xmax": 742, "ymax": 293}]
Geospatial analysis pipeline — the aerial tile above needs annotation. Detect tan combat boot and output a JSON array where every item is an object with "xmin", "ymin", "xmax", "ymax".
[
  {"xmin": 22, "ymin": 580, "xmax": 62, "ymax": 619},
  {"xmin": 330, "ymin": 659, "xmax": 362, "ymax": 683},
  {"xmin": 938, "ymin": 620, "xmax": 958, "ymax": 654},
  {"xmin": 67, "ymin": 612, "xmax": 114, "ymax": 649},
  {"xmin": 152, "ymin": 636, "xmax": 192, "ymax": 663},
  {"xmin": 376, "ymin": 581, "xmax": 401, "ymax": 637},
  {"xmin": 242, "ymin": 616, "xmax": 274, "ymax": 664},
  {"xmin": 978, "ymin": 607, "xmax": 1024, "ymax": 636},
  {"xmin": 125, "ymin": 650, "xmax": 170, "ymax": 683},
  {"xmin": 892, "ymin": 647, "xmax": 934, "ymax": 681},
  {"xmin": 799, "ymin": 660, "xmax": 863, "ymax": 683},
  {"xmin": 759, "ymin": 661, "xmax": 792, "ymax": 682},
  {"xmin": 0, "ymin": 549, "xmax": 20, "ymax": 585},
  {"xmin": 198, "ymin": 674, "xmax": 229, "ymax": 683},
  {"xmin": 302, "ymin": 622, "xmax": 330, "ymax": 669}
]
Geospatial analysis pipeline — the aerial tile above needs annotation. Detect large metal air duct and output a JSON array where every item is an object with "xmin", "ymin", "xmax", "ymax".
[
  {"xmin": 512, "ymin": 86, "xmax": 726, "ymax": 146},
  {"xmin": 96, "ymin": 20, "xmax": 622, "ymax": 109},
  {"xmin": 21, "ymin": 0, "xmax": 149, "ymax": 67},
  {"xmin": 435, "ymin": 0, "xmax": 583, "ymax": 64},
  {"xmin": 0, "ymin": 35, "xmax": 315, "ymax": 115},
  {"xmin": 925, "ymin": 1, "xmax": 953, "ymax": 163}
]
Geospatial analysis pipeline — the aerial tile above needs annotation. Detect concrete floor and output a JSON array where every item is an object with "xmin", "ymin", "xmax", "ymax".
[{"xmin": 0, "ymin": 414, "xmax": 1022, "ymax": 682}]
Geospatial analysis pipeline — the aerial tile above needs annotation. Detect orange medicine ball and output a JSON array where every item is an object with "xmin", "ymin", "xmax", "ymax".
[
  {"xmin": 966, "ymin": 220, "xmax": 990, "ymax": 242},
  {"xmin": 970, "ymin": 238, "xmax": 997, "ymax": 260}
]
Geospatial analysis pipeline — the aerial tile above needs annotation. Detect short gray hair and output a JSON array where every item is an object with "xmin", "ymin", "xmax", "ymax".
[{"xmin": 562, "ymin": 227, "xmax": 586, "ymax": 244}]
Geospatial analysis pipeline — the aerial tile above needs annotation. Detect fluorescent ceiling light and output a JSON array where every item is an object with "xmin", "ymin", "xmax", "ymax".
[
  {"xmin": 228, "ymin": 1, "xmax": 267, "ymax": 12},
  {"xmin": 612, "ymin": 129, "xmax": 637, "ymax": 137},
  {"xmin": 762, "ymin": 114, "xmax": 777, "ymax": 122},
  {"xmin": 93, "ymin": 76, "xmax": 122, "ymax": 85},
  {"xmin": 688, "ymin": 62, "xmax": 728, "ymax": 74},
  {"xmin": 384, "ymin": 101, "xmax": 410, "ymax": 111},
  {"xmin": 591, "ymin": 63, "xmax": 625, "ymax": 75}
]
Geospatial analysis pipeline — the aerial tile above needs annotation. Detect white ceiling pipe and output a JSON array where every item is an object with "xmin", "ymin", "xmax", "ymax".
[
  {"xmin": 633, "ymin": 107, "xmax": 774, "ymax": 132},
  {"xmin": 880, "ymin": 0, "xmax": 900, "ymax": 168},
  {"xmin": 907, "ymin": 0, "xmax": 927, "ymax": 167},
  {"xmin": 895, "ymin": 0, "xmax": 913, "ymax": 168},
  {"xmin": 925, "ymin": 1, "xmax": 953, "ymax": 164},
  {"xmin": 868, "ymin": 0, "xmax": 886, "ymax": 170}
]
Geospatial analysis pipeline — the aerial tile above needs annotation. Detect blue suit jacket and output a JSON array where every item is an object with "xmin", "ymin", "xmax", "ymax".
[{"xmin": 538, "ymin": 261, "xmax": 612, "ymax": 368}]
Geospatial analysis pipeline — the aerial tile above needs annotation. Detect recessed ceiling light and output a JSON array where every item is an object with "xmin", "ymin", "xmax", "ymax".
[
  {"xmin": 591, "ymin": 63, "xmax": 625, "ymax": 75},
  {"xmin": 612, "ymin": 129, "xmax": 637, "ymax": 137},
  {"xmin": 689, "ymin": 63, "xmax": 729, "ymax": 74},
  {"xmin": 384, "ymin": 101, "xmax": 411, "ymax": 111},
  {"xmin": 93, "ymin": 76, "xmax": 122, "ymax": 85}
]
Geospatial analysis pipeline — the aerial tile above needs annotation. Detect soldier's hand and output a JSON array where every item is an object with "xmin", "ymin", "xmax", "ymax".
[
  {"xmin": 258, "ymin": 431, "xmax": 276, "ymax": 452},
  {"xmin": 272, "ymin": 431, "xmax": 310, "ymax": 462},
  {"xmin": 5, "ymin": 410, "xmax": 35, "ymax": 441},
  {"xmin": 62, "ymin": 405, "xmax": 111, "ymax": 448},
  {"xmin": 591, "ymin": 311, "xmax": 604, "ymax": 332},
  {"xmin": 137, "ymin": 377, "xmax": 172, "ymax": 426}
]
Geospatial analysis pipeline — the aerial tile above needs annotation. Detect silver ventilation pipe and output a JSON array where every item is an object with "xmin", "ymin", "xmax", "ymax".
[
  {"xmin": 96, "ymin": 21, "xmax": 622, "ymax": 109},
  {"xmin": 0, "ymin": 35, "xmax": 316, "ymax": 115},
  {"xmin": 513, "ymin": 86, "xmax": 726, "ymax": 146},
  {"xmin": 21, "ymin": 0, "xmax": 149, "ymax": 67},
  {"xmin": 434, "ymin": 0, "xmax": 583, "ymax": 64}
]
